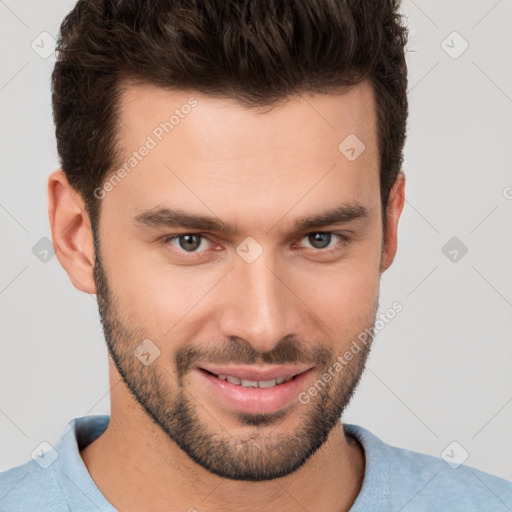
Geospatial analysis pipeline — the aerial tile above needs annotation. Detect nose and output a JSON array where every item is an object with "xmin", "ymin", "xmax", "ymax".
[{"xmin": 216, "ymin": 248, "xmax": 300, "ymax": 354}]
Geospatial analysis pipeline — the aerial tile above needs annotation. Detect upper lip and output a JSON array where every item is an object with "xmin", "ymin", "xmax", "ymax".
[{"xmin": 197, "ymin": 364, "xmax": 313, "ymax": 381}]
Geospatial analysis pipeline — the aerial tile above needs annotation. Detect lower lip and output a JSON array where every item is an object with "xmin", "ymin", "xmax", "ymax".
[{"xmin": 195, "ymin": 368, "xmax": 314, "ymax": 415}]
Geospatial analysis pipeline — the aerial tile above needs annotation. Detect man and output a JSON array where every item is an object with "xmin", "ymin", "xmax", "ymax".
[{"xmin": 1, "ymin": 0, "xmax": 511, "ymax": 510}]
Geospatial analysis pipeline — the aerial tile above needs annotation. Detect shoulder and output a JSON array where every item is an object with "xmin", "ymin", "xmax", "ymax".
[
  {"xmin": 385, "ymin": 441, "xmax": 512, "ymax": 510},
  {"xmin": 0, "ymin": 458, "xmax": 68, "ymax": 512},
  {"xmin": 344, "ymin": 423, "xmax": 512, "ymax": 511}
]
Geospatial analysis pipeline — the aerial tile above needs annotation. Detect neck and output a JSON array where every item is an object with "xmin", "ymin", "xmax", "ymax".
[{"xmin": 80, "ymin": 383, "xmax": 365, "ymax": 512}]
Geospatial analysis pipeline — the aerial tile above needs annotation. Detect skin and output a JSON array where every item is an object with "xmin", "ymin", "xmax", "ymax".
[{"xmin": 48, "ymin": 80, "xmax": 405, "ymax": 512}]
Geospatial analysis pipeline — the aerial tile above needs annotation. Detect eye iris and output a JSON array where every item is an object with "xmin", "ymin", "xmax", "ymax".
[
  {"xmin": 309, "ymin": 232, "xmax": 331, "ymax": 249},
  {"xmin": 179, "ymin": 234, "xmax": 201, "ymax": 251}
]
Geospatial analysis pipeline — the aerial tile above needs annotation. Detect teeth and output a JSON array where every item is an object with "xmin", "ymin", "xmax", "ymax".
[
  {"xmin": 258, "ymin": 379, "xmax": 278, "ymax": 388},
  {"xmin": 215, "ymin": 373, "xmax": 294, "ymax": 388},
  {"xmin": 240, "ymin": 379, "xmax": 259, "ymax": 387}
]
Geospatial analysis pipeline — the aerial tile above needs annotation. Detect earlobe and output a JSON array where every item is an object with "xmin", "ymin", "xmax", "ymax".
[
  {"xmin": 48, "ymin": 169, "xmax": 97, "ymax": 294},
  {"xmin": 380, "ymin": 172, "xmax": 406, "ymax": 273}
]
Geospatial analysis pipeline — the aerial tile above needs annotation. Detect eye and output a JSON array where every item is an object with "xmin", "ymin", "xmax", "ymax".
[
  {"xmin": 160, "ymin": 231, "xmax": 350, "ymax": 258},
  {"xmin": 298, "ymin": 232, "xmax": 350, "ymax": 251},
  {"xmin": 162, "ymin": 233, "xmax": 212, "ymax": 253}
]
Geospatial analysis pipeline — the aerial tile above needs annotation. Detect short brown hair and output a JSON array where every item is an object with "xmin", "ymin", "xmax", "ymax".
[{"xmin": 51, "ymin": 0, "xmax": 408, "ymax": 235}]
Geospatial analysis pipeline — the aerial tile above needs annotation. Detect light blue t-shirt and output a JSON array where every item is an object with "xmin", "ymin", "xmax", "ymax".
[{"xmin": 1, "ymin": 415, "xmax": 511, "ymax": 511}]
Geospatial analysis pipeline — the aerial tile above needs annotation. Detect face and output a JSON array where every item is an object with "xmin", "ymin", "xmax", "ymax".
[{"xmin": 92, "ymin": 81, "xmax": 385, "ymax": 481}]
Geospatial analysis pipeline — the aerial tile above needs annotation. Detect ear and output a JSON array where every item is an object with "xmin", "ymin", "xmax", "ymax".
[
  {"xmin": 380, "ymin": 172, "xmax": 405, "ymax": 273},
  {"xmin": 48, "ymin": 169, "xmax": 97, "ymax": 294}
]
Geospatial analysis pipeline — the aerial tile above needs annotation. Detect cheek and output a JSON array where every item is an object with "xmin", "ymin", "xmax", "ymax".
[
  {"xmin": 99, "ymin": 241, "xmax": 175, "ymax": 330},
  {"xmin": 102, "ymin": 223, "xmax": 381, "ymax": 347},
  {"xmin": 113, "ymin": 255, "xmax": 225, "ymax": 339},
  {"xmin": 290, "ymin": 260, "xmax": 380, "ymax": 343}
]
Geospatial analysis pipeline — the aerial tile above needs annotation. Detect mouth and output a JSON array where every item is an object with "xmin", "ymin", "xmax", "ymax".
[
  {"xmin": 200, "ymin": 368, "xmax": 307, "ymax": 388},
  {"xmin": 194, "ymin": 364, "xmax": 315, "ymax": 414}
]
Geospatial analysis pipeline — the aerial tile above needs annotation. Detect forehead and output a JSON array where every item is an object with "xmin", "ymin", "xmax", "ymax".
[
  {"xmin": 117, "ymin": 81, "xmax": 378, "ymax": 155},
  {"xmin": 106, "ymin": 81, "xmax": 380, "ymax": 232}
]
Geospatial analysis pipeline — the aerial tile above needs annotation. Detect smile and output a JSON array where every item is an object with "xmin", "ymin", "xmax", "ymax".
[
  {"xmin": 195, "ymin": 365, "xmax": 314, "ymax": 414},
  {"xmin": 207, "ymin": 371, "xmax": 299, "ymax": 388}
]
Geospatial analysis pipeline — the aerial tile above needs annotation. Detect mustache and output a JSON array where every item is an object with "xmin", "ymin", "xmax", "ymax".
[{"xmin": 175, "ymin": 335, "xmax": 332, "ymax": 380}]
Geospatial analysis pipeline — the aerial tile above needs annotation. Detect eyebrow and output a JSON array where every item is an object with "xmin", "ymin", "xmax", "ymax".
[{"xmin": 132, "ymin": 202, "xmax": 369, "ymax": 235}]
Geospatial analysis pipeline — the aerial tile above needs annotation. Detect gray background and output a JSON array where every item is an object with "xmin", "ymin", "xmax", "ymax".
[{"xmin": 1, "ymin": 0, "xmax": 511, "ymax": 481}]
